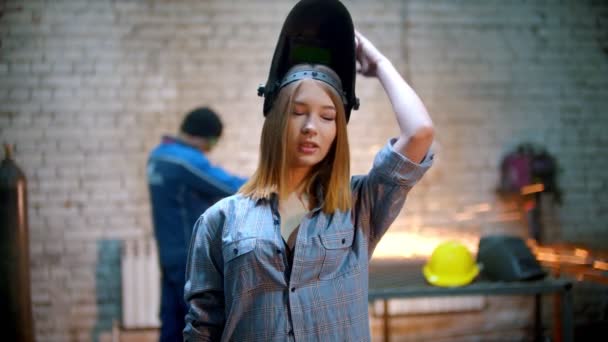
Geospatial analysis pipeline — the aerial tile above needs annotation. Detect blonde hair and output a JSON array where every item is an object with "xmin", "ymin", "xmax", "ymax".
[{"xmin": 240, "ymin": 64, "xmax": 351, "ymax": 213}]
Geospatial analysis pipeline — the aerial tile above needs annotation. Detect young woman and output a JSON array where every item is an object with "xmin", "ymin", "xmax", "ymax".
[{"xmin": 183, "ymin": 30, "xmax": 434, "ymax": 341}]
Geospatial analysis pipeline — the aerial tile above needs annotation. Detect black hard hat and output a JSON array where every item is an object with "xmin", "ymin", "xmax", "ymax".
[{"xmin": 257, "ymin": 0, "xmax": 359, "ymax": 122}]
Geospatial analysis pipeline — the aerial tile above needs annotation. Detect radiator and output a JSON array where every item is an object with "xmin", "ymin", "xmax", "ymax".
[{"xmin": 121, "ymin": 238, "xmax": 161, "ymax": 329}]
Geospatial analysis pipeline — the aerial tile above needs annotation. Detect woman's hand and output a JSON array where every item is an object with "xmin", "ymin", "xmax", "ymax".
[
  {"xmin": 355, "ymin": 30, "xmax": 433, "ymax": 163},
  {"xmin": 355, "ymin": 30, "xmax": 388, "ymax": 77}
]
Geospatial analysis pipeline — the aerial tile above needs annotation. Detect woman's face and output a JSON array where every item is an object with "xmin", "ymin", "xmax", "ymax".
[{"xmin": 286, "ymin": 79, "xmax": 337, "ymax": 173}]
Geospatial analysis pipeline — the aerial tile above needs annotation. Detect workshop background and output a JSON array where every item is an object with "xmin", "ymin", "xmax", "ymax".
[{"xmin": 1, "ymin": 0, "xmax": 607, "ymax": 341}]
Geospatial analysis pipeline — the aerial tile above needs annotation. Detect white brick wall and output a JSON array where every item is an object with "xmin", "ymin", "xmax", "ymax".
[{"xmin": 1, "ymin": 0, "xmax": 606, "ymax": 340}]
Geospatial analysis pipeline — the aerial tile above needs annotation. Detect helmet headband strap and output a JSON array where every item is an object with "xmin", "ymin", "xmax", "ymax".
[{"xmin": 279, "ymin": 69, "xmax": 348, "ymax": 106}]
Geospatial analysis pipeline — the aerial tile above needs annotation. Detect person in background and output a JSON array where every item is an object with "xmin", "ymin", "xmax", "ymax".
[
  {"xmin": 183, "ymin": 29, "xmax": 434, "ymax": 341},
  {"xmin": 147, "ymin": 107, "xmax": 247, "ymax": 342}
]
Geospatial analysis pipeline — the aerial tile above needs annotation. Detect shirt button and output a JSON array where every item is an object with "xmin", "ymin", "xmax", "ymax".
[
  {"xmin": 288, "ymin": 329, "xmax": 294, "ymax": 336},
  {"xmin": 291, "ymin": 287, "xmax": 296, "ymax": 292},
  {"xmin": 233, "ymin": 248, "xmax": 238, "ymax": 255},
  {"xmin": 341, "ymin": 238, "xmax": 346, "ymax": 244},
  {"xmin": 274, "ymin": 219, "xmax": 280, "ymax": 225}
]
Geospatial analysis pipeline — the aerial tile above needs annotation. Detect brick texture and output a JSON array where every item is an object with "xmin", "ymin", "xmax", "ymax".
[{"xmin": 1, "ymin": 0, "xmax": 607, "ymax": 340}]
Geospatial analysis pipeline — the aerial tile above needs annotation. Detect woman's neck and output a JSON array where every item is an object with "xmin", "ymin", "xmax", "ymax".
[{"xmin": 285, "ymin": 167, "xmax": 309, "ymax": 196}]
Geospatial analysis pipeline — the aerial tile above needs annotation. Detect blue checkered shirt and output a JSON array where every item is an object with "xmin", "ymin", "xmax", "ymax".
[{"xmin": 184, "ymin": 140, "xmax": 433, "ymax": 341}]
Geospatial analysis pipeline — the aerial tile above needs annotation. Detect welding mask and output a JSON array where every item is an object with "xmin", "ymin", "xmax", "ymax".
[
  {"xmin": 423, "ymin": 240, "xmax": 481, "ymax": 287},
  {"xmin": 257, "ymin": 0, "xmax": 359, "ymax": 122},
  {"xmin": 477, "ymin": 235, "xmax": 546, "ymax": 281}
]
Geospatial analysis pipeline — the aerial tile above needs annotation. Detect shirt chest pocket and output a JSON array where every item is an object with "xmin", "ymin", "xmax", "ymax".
[
  {"xmin": 223, "ymin": 238, "xmax": 256, "ymax": 262},
  {"xmin": 319, "ymin": 229, "xmax": 359, "ymax": 280},
  {"xmin": 222, "ymin": 238, "xmax": 257, "ymax": 291}
]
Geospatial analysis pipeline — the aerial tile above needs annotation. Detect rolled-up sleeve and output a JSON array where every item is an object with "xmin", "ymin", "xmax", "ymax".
[
  {"xmin": 183, "ymin": 210, "xmax": 226, "ymax": 341},
  {"xmin": 371, "ymin": 138, "xmax": 434, "ymax": 187},
  {"xmin": 351, "ymin": 138, "xmax": 434, "ymax": 254}
]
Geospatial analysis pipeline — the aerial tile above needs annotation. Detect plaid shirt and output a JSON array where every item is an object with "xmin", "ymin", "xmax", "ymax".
[{"xmin": 184, "ymin": 140, "xmax": 433, "ymax": 341}]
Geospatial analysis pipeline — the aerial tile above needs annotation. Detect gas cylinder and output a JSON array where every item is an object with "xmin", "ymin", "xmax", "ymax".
[{"xmin": 1, "ymin": 144, "xmax": 34, "ymax": 341}]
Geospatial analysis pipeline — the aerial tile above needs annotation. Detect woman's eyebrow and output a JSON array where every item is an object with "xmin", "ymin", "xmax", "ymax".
[
  {"xmin": 293, "ymin": 101, "xmax": 336, "ymax": 111},
  {"xmin": 295, "ymin": 101, "xmax": 335, "ymax": 109}
]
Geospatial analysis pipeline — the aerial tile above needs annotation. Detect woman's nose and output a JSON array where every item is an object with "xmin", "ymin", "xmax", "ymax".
[{"xmin": 301, "ymin": 116, "xmax": 317, "ymax": 135}]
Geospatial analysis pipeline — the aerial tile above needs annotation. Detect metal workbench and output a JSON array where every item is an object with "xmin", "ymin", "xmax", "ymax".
[{"xmin": 368, "ymin": 259, "xmax": 574, "ymax": 342}]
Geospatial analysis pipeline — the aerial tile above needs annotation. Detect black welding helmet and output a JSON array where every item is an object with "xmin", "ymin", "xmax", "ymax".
[
  {"xmin": 257, "ymin": 0, "xmax": 360, "ymax": 122},
  {"xmin": 477, "ymin": 235, "xmax": 546, "ymax": 281}
]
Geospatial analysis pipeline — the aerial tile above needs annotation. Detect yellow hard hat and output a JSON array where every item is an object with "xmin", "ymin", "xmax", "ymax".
[{"xmin": 423, "ymin": 240, "xmax": 480, "ymax": 287}]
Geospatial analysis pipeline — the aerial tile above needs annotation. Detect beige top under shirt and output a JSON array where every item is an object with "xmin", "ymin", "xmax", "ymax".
[{"xmin": 279, "ymin": 192, "xmax": 308, "ymax": 250}]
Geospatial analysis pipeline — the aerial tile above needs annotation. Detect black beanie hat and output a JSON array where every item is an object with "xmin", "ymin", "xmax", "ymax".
[{"xmin": 180, "ymin": 107, "xmax": 223, "ymax": 138}]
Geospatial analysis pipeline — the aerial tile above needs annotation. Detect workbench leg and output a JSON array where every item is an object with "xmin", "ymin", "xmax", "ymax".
[
  {"xmin": 561, "ymin": 289, "xmax": 574, "ymax": 342},
  {"xmin": 383, "ymin": 299, "xmax": 389, "ymax": 342},
  {"xmin": 534, "ymin": 294, "xmax": 543, "ymax": 341},
  {"xmin": 553, "ymin": 292, "xmax": 562, "ymax": 342}
]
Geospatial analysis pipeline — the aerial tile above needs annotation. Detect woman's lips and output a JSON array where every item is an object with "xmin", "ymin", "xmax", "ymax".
[{"xmin": 298, "ymin": 142, "xmax": 318, "ymax": 154}]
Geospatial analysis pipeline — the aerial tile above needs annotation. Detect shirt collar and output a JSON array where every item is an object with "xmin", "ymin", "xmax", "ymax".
[
  {"xmin": 254, "ymin": 184, "xmax": 325, "ymax": 214},
  {"xmin": 161, "ymin": 135, "xmax": 199, "ymax": 150}
]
